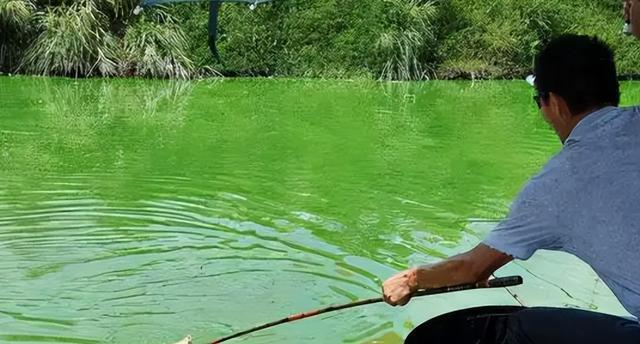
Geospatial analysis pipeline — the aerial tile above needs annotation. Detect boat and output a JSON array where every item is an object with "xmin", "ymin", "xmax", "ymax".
[{"xmin": 405, "ymin": 305, "xmax": 526, "ymax": 344}]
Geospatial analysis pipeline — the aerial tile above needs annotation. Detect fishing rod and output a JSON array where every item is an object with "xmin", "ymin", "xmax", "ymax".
[{"xmin": 208, "ymin": 275, "xmax": 523, "ymax": 344}]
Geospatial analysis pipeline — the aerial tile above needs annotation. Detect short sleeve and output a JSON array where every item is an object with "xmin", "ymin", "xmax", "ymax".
[{"xmin": 483, "ymin": 173, "xmax": 565, "ymax": 260}]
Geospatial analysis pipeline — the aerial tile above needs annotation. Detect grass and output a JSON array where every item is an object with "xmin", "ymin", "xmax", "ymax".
[
  {"xmin": 122, "ymin": 9, "xmax": 194, "ymax": 79},
  {"xmin": 374, "ymin": 0, "xmax": 437, "ymax": 80},
  {"xmin": 0, "ymin": 0, "xmax": 33, "ymax": 28},
  {"xmin": 21, "ymin": 1, "xmax": 119, "ymax": 77},
  {"xmin": 0, "ymin": 0, "xmax": 34, "ymax": 70}
]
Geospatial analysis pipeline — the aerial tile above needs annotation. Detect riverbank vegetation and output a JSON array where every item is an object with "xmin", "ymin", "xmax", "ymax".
[{"xmin": 1, "ymin": 0, "xmax": 639, "ymax": 80}]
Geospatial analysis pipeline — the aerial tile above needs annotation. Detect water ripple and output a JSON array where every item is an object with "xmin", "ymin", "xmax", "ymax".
[{"xmin": 0, "ymin": 78, "xmax": 591, "ymax": 343}]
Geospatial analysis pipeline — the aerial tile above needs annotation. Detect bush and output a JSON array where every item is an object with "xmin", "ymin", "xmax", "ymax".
[
  {"xmin": 21, "ymin": 1, "xmax": 119, "ymax": 77},
  {"xmin": 0, "ymin": 0, "xmax": 34, "ymax": 70},
  {"xmin": 205, "ymin": 0, "xmax": 439, "ymax": 80},
  {"xmin": 433, "ymin": 0, "xmax": 640, "ymax": 79},
  {"xmin": 214, "ymin": 1, "xmax": 283, "ymax": 76},
  {"xmin": 374, "ymin": 0, "xmax": 437, "ymax": 80},
  {"xmin": 122, "ymin": 9, "xmax": 194, "ymax": 79},
  {"xmin": 434, "ymin": 0, "xmax": 572, "ymax": 78}
]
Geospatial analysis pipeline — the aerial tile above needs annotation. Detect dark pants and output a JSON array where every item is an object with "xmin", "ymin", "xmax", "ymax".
[{"xmin": 405, "ymin": 306, "xmax": 640, "ymax": 344}]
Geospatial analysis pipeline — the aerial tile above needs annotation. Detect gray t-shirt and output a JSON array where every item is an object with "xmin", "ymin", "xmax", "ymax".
[{"xmin": 484, "ymin": 106, "xmax": 640, "ymax": 318}]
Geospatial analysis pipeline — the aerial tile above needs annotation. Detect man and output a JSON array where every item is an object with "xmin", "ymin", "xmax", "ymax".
[
  {"xmin": 383, "ymin": 34, "xmax": 640, "ymax": 343},
  {"xmin": 624, "ymin": 0, "xmax": 640, "ymax": 38}
]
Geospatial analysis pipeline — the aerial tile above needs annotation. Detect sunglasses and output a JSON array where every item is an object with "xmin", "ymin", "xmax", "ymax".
[{"xmin": 533, "ymin": 91, "xmax": 548, "ymax": 109}]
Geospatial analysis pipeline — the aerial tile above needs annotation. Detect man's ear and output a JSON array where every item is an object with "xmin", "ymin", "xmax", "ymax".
[{"xmin": 547, "ymin": 92, "xmax": 573, "ymax": 121}]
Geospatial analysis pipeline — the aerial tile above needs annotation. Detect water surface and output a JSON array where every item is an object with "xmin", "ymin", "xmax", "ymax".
[{"xmin": 1, "ymin": 77, "xmax": 638, "ymax": 343}]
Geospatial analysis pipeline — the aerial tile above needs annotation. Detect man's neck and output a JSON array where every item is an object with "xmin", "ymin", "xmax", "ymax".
[{"xmin": 560, "ymin": 105, "xmax": 613, "ymax": 143}]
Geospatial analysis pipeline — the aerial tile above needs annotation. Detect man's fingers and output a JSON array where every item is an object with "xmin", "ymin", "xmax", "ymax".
[
  {"xmin": 389, "ymin": 295, "xmax": 403, "ymax": 306},
  {"xmin": 384, "ymin": 295, "xmax": 396, "ymax": 306},
  {"xmin": 382, "ymin": 286, "xmax": 396, "ymax": 306},
  {"xmin": 383, "ymin": 288, "xmax": 411, "ymax": 306},
  {"xmin": 384, "ymin": 296, "xmax": 398, "ymax": 306},
  {"xmin": 385, "ymin": 293, "xmax": 400, "ymax": 306},
  {"xmin": 382, "ymin": 287, "xmax": 400, "ymax": 306},
  {"xmin": 382, "ymin": 287, "xmax": 390, "ymax": 304}
]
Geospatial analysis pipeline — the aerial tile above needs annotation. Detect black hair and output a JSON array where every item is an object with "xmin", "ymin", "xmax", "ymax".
[{"xmin": 534, "ymin": 34, "xmax": 620, "ymax": 115}]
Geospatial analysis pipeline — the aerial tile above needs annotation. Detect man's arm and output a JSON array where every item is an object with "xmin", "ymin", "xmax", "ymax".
[
  {"xmin": 382, "ymin": 243, "xmax": 512, "ymax": 306},
  {"xmin": 383, "ymin": 159, "xmax": 565, "ymax": 306}
]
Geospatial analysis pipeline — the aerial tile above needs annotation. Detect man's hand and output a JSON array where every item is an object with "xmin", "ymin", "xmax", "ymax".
[{"xmin": 382, "ymin": 267, "xmax": 419, "ymax": 306}]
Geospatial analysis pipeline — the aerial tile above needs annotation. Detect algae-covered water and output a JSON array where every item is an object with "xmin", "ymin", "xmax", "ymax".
[{"xmin": 1, "ymin": 77, "xmax": 639, "ymax": 344}]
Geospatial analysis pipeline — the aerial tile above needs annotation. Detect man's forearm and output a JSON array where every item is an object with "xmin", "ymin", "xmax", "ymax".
[
  {"xmin": 413, "ymin": 255, "xmax": 482, "ymax": 290},
  {"xmin": 411, "ymin": 244, "xmax": 512, "ymax": 290}
]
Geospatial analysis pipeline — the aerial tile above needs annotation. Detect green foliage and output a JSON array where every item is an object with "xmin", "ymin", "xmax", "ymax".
[
  {"xmin": 0, "ymin": 0, "xmax": 34, "ymax": 70},
  {"xmin": 212, "ymin": 0, "xmax": 438, "ymax": 80},
  {"xmin": 374, "ymin": 0, "xmax": 437, "ymax": 80},
  {"xmin": 215, "ymin": 2, "xmax": 283, "ymax": 76},
  {"xmin": 122, "ymin": 9, "xmax": 194, "ymax": 79},
  {"xmin": 566, "ymin": 0, "xmax": 640, "ymax": 77},
  {"xmin": 434, "ymin": 0, "xmax": 572, "ymax": 78},
  {"xmin": 171, "ymin": 3, "xmax": 214, "ymax": 70},
  {"xmin": 1, "ymin": 0, "xmax": 639, "ymax": 79},
  {"xmin": 0, "ymin": 0, "xmax": 33, "ymax": 28},
  {"xmin": 273, "ymin": 0, "xmax": 384, "ymax": 78},
  {"xmin": 21, "ymin": 1, "xmax": 119, "ymax": 77},
  {"xmin": 100, "ymin": 0, "xmax": 139, "ymax": 18},
  {"xmin": 434, "ymin": 0, "xmax": 640, "ymax": 78}
]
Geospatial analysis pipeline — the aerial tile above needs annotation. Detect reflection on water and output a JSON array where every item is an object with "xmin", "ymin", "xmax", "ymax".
[{"xmin": 0, "ymin": 77, "xmax": 638, "ymax": 343}]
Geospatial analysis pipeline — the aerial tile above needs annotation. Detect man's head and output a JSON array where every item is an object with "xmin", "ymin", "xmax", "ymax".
[{"xmin": 532, "ymin": 34, "xmax": 620, "ymax": 142}]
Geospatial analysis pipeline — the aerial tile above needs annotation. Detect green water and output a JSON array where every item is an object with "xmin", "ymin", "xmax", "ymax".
[{"xmin": 1, "ymin": 77, "xmax": 639, "ymax": 344}]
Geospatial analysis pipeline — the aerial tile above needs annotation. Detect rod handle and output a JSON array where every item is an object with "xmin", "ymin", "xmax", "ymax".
[{"xmin": 487, "ymin": 276, "xmax": 522, "ymax": 288}]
